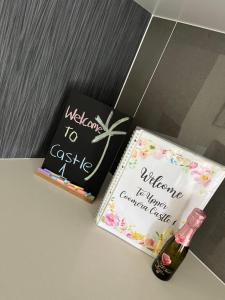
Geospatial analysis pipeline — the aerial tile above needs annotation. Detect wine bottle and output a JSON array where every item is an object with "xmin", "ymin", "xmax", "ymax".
[{"xmin": 152, "ymin": 208, "xmax": 206, "ymax": 281}]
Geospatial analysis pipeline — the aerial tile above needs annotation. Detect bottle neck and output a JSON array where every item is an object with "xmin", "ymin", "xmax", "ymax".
[{"xmin": 175, "ymin": 223, "xmax": 197, "ymax": 247}]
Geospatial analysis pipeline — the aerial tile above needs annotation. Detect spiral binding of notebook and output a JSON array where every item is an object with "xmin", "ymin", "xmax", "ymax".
[{"xmin": 96, "ymin": 127, "xmax": 143, "ymax": 224}]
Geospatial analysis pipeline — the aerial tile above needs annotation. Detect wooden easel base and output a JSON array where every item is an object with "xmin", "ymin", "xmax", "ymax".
[{"xmin": 35, "ymin": 168, "xmax": 95, "ymax": 203}]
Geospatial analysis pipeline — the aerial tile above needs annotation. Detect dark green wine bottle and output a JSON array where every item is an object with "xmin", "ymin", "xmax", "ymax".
[{"xmin": 152, "ymin": 208, "xmax": 206, "ymax": 281}]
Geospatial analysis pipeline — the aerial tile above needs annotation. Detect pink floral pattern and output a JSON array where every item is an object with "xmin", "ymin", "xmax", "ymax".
[
  {"xmin": 101, "ymin": 200, "xmax": 173, "ymax": 254},
  {"xmin": 104, "ymin": 213, "xmax": 120, "ymax": 227},
  {"xmin": 191, "ymin": 167, "xmax": 212, "ymax": 187},
  {"xmin": 129, "ymin": 137, "xmax": 215, "ymax": 187},
  {"xmin": 161, "ymin": 253, "xmax": 171, "ymax": 266}
]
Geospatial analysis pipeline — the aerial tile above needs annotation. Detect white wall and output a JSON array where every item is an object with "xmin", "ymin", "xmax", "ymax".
[{"xmin": 136, "ymin": 0, "xmax": 225, "ymax": 33}]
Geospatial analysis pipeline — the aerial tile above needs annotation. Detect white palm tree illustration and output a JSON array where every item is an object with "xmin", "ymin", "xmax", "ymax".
[{"xmin": 84, "ymin": 111, "xmax": 129, "ymax": 181}]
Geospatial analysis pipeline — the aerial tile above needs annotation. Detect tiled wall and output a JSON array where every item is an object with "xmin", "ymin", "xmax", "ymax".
[
  {"xmin": 0, "ymin": 0, "xmax": 150, "ymax": 157},
  {"xmin": 118, "ymin": 16, "xmax": 225, "ymax": 282}
]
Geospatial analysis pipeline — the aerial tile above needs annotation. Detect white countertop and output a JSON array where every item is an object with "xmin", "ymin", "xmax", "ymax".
[{"xmin": 0, "ymin": 159, "xmax": 224, "ymax": 300}]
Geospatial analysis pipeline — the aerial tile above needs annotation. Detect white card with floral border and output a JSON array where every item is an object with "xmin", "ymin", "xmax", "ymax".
[{"xmin": 96, "ymin": 127, "xmax": 225, "ymax": 257}]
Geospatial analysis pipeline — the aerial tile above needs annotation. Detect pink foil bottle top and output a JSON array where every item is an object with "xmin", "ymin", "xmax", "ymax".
[{"xmin": 175, "ymin": 208, "xmax": 207, "ymax": 247}]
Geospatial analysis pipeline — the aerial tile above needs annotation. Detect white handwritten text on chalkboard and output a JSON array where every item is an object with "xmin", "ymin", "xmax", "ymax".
[
  {"xmin": 64, "ymin": 126, "xmax": 78, "ymax": 142},
  {"xmin": 50, "ymin": 144, "xmax": 93, "ymax": 173}
]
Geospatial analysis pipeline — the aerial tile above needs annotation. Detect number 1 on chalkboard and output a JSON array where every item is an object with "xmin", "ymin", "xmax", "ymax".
[{"xmin": 59, "ymin": 163, "xmax": 66, "ymax": 177}]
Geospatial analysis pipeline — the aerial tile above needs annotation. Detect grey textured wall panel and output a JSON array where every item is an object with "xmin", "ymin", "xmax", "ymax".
[{"xmin": 0, "ymin": 0, "xmax": 150, "ymax": 157}]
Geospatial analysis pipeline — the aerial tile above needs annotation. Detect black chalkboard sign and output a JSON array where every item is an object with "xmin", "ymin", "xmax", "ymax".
[{"xmin": 41, "ymin": 90, "xmax": 131, "ymax": 199}]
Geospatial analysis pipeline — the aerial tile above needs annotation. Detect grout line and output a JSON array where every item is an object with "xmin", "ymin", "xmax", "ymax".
[
  {"xmin": 154, "ymin": 14, "xmax": 225, "ymax": 35},
  {"xmin": 133, "ymin": 21, "xmax": 177, "ymax": 117},
  {"xmin": 190, "ymin": 250, "xmax": 225, "ymax": 286},
  {"xmin": 114, "ymin": 14, "xmax": 154, "ymax": 109}
]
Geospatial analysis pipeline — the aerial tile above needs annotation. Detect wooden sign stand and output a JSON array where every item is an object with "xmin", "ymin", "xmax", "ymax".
[{"xmin": 35, "ymin": 168, "xmax": 95, "ymax": 203}]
